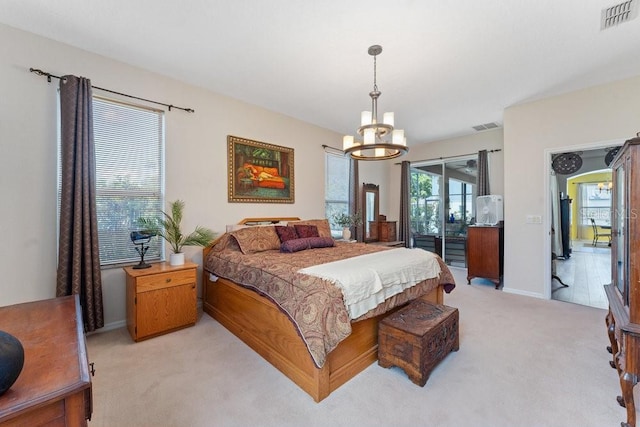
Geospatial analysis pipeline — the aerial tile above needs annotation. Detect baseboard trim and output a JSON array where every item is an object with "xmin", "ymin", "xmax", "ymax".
[
  {"xmin": 88, "ymin": 300, "xmax": 205, "ymax": 336},
  {"xmin": 87, "ymin": 319, "xmax": 126, "ymax": 336},
  {"xmin": 502, "ymin": 286, "xmax": 545, "ymax": 299}
]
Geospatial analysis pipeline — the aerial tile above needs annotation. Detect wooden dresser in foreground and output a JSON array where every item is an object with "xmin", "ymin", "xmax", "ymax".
[
  {"xmin": 0, "ymin": 295, "xmax": 92, "ymax": 426},
  {"xmin": 605, "ymin": 135, "xmax": 640, "ymax": 427},
  {"xmin": 124, "ymin": 262, "xmax": 198, "ymax": 342}
]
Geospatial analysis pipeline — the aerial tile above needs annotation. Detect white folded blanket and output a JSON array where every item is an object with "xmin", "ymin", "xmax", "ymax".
[{"xmin": 298, "ymin": 248, "xmax": 441, "ymax": 319}]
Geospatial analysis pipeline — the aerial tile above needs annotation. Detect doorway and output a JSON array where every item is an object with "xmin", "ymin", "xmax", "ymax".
[
  {"xmin": 410, "ymin": 156, "xmax": 477, "ymax": 267},
  {"xmin": 547, "ymin": 145, "xmax": 619, "ymax": 309}
]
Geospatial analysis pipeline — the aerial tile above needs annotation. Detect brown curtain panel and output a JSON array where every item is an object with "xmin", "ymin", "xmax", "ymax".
[
  {"xmin": 477, "ymin": 149, "xmax": 490, "ymax": 196},
  {"xmin": 349, "ymin": 158, "xmax": 360, "ymax": 241},
  {"xmin": 399, "ymin": 160, "xmax": 411, "ymax": 248},
  {"xmin": 56, "ymin": 75, "xmax": 104, "ymax": 332}
]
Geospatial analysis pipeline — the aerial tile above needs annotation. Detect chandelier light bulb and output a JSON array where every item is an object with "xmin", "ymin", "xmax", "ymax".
[
  {"xmin": 361, "ymin": 111, "xmax": 372, "ymax": 126},
  {"xmin": 383, "ymin": 112, "xmax": 394, "ymax": 126},
  {"xmin": 343, "ymin": 135, "xmax": 354, "ymax": 151}
]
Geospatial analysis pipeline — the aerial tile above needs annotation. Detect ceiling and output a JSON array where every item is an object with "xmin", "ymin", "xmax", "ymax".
[{"xmin": 2, "ymin": 0, "xmax": 640, "ymax": 145}]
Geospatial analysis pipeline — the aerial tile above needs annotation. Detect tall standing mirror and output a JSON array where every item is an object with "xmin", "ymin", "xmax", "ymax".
[{"xmin": 363, "ymin": 183, "xmax": 379, "ymax": 242}]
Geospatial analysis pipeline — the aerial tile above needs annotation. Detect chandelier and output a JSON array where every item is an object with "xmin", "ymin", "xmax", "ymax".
[
  {"xmin": 598, "ymin": 180, "xmax": 612, "ymax": 194},
  {"xmin": 343, "ymin": 45, "xmax": 408, "ymax": 161}
]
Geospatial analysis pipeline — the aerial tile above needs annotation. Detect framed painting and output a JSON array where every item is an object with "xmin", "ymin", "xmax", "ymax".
[{"xmin": 228, "ymin": 135, "xmax": 295, "ymax": 203}]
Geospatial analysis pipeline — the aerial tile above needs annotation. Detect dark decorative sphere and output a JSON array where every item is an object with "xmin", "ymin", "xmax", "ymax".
[{"xmin": 0, "ymin": 330, "xmax": 25, "ymax": 395}]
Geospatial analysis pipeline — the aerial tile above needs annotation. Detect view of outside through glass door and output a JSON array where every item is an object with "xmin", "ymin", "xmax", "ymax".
[{"xmin": 410, "ymin": 157, "xmax": 477, "ymax": 267}]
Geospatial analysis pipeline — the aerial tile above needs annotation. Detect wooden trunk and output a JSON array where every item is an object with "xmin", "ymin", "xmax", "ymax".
[{"xmin": 378, "ymin": 298, "xmax": 459, "ymax": 387}]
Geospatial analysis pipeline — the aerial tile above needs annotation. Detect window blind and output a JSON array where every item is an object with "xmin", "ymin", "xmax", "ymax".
[{"xmin": 92, "ymin": 97, "xmax": 165, "ymax": 266}]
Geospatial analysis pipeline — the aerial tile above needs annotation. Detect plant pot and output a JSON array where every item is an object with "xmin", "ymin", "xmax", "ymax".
[
  {"xmin": 342, "ymin": 227, "xmax": 351, "ymax": 241},
  {"xmin": 169, "ymin": 252, "xmax": 185, "ymax": 266},
  {"xmin": 0, "ymin": 330, "xmax": 24, "ymax": 395}
]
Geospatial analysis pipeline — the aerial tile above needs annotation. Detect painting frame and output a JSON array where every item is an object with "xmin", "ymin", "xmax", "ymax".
[{"xmin": 227, "ymin": 135, "xmax": 295, "ymax": 203}]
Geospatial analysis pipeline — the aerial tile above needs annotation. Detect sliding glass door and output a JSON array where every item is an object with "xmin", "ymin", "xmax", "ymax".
[{"xmin": 410, "ymin": 157, "xmax": 477, "ymax": 267}]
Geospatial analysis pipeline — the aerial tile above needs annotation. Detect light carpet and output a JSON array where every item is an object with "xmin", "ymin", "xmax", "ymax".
[{"xmin": 86, "ymin": 268, "xmax": 629, "ymax": 426}]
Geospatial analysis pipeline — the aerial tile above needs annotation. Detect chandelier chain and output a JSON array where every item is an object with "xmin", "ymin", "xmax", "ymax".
[{"xmin": 373, "ymin": 54, "xmax": 378, "ymax": 92}]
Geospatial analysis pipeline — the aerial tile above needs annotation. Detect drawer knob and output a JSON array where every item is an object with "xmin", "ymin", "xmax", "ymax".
[{"xmin": 165, "ymin": 278, "xmax": 172, "ymax": 283}]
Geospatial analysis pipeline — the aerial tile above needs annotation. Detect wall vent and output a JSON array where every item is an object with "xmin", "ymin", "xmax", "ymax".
[
  {"xmin": 472, "ymin": 122, "xmax": 500, "ymax": 132},
  {"xmin": 601, "ymin": 0, "xmax": 638, "ymax": 29}
]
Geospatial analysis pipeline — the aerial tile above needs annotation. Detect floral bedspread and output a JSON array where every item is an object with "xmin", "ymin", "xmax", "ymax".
[{"xmin": 203, "ymin": 234, "xmax": 456, "ymax": 368}]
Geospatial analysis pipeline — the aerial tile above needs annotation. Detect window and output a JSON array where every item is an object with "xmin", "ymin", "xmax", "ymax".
[
  {"xmin": 410, "ymin": 167, "xmax": 441, "ymax": 235},
  {"xmin": 325, "ymin": 153, "xmax": 350, "ymax": 237},
  {"xmin": 448, "ymin": 179, "xmax": 474, "ymax": 224},
  {"xmin": 59, "ymin": 97, "xmax": 165, "ymax": 266},
  {"xmin": 578, "ymin": 182, "xmax": 612, "ymax": 227}
]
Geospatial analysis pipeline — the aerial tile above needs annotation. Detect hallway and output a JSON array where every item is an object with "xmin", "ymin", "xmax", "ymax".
[{"xmin": 552, "ymin": 240, "xmax": 610, "ymax": 309}]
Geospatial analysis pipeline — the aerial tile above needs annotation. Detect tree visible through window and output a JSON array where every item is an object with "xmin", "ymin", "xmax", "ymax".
[
  {"xmin": 59, "ymin": 97, "xmax": 165, "ymax": 266},
  {"xmin": 325, "ymin": 153, "xmax": 350, "ymax": 237}
]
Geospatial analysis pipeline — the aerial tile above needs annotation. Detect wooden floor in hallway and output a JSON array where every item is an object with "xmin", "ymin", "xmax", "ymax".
[{"xmin": 552, "ymin": 239, "xmax": 611, "ymax": 310}]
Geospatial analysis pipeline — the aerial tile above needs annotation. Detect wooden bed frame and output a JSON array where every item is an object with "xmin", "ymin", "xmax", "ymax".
[{"xmin": 201, "ymin": 218, "xmax": 445, "ymax": 402}]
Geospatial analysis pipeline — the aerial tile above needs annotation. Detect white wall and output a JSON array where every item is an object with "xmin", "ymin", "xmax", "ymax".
[
  {"xmin": 0, "ymin": 23, "xmax": 384, "ymax": 328},
  {"xmin": 503, "ymin": 75, "xmax": 640, "ymax": 298}
]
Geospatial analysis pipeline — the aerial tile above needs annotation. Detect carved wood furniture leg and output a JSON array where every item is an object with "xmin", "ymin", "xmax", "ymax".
[
  {"xmin": 606, "ymin": 311, "xmax": 618, "ymax": 368},
  {"xmin": 619, "ymin": 371, "xmax": 637, "ymax": 427}
]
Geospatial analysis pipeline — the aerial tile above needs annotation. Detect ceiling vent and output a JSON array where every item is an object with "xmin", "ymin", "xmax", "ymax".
[
  {"xmin": 601, "ymin": 0, "xmax": 638, "ymax": 29},
  {"xmin": 472, "ymin": 122, "xmax": 500, "ymax": 132}
]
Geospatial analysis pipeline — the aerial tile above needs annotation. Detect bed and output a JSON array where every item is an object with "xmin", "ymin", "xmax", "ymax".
[{"xmin": 202, "ymin": 217, "xmax": 456, "ymax": 402}]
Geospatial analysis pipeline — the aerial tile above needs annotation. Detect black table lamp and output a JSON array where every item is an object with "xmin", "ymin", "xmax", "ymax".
[{"xmin": 130, "ymin": 231, "xmax": 154, "ymax": 269}]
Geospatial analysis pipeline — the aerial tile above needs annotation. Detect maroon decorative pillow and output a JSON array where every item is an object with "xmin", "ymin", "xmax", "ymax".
[
  {"xmin": 275, "ymin": 226, "xmax": 298, "ymax": 243},
  {"xmin": 294, "ymin": 224, "xmax": 319, "ymax": 238},
  {"xmin": 280, "ymin": 236, "xmax": 335, "ymax": 253}
]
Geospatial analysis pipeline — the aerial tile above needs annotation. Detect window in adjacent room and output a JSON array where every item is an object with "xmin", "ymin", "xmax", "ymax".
[
  {"xmin": 59, "ymin": 96, "xmax": 165, "ymax": 267},
  {"xmin": 325, "ymin": 152, "xmax": 351, "ymax": 237}
]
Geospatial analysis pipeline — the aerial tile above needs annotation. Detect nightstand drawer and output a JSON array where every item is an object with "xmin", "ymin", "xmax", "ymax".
[{"xmin": 136, "ymin": 269, "xmax": 196, "ymax": 293}]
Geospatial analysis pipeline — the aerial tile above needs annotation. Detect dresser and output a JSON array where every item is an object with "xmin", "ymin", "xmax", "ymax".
[
  {"xmin": 605, "ymin": 135, "xmax": 640, "ymax": 427},
  {"xmin": 378, "ymin": 220, "xmax": 397, "ymax": 242},
  {"xmin": 124, "ymin": 262, "xmax": 198, "ymax": 341},
  {"xmin": 466, "ymin": 225, "xmax": 504, "ymax": 289},
  {"xmin": 0, "ymin": 296, "xmax": 92, "ymax": 426}
]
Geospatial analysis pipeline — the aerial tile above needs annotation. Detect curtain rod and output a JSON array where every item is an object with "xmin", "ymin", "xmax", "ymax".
[
  {"xmin": 322, "ymin": 144, "xmax": 345, "ymax": 154},
  {"xmin": 29, "ymin": 68, "xmax": 195, "ymax": 113},
  {"xmin": 394, "ymin": 148, "xmax": 502, "ymax": 165}
]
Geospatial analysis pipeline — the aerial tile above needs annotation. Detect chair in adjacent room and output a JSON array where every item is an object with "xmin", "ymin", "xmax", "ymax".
[{"xmin": 590, "ymin": 218, "xmax": 612, "ymax": 246}]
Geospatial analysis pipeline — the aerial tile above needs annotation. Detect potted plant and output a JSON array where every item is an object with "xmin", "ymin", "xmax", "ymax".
[
  {"xmin": 137, "ymin": 200, "xmax": 216, "ymax": 265},
  {"xmin": 331, "ymin": 211, "xmax": 363, "ymax": 241}
]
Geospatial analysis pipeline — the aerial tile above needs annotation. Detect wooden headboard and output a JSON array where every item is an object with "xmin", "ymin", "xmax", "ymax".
[{"xmin": 237, "ymin": 217, "xmax": 300, "ymax": 226}]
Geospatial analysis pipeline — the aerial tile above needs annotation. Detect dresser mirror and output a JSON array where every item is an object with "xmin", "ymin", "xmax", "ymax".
[{"xmin": 363, "ymin": 183, "xmax": 379, "ymax": 242}]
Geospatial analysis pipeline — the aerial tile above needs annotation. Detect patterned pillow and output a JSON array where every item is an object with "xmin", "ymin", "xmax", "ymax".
[
  {"xmin": 275, "ymin": 226, "xmax": 298, "ymax": 243},
  {"xmin": 280, "ymin": 236, "xmax": 335, "ymax": 253},
  {"xmin": 294, "ymin": 224, "xmax": 319, "ymax": 238},
  {"xmin": 230, "ymin": 226, "xmax": 280, "ymax": 254},
  {"xmin": 288, "ymin": 219, "xmax": 332, "ymax": 238}
]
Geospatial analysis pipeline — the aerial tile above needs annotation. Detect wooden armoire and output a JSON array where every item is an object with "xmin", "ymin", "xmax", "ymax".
[{"xmin": 605, "ymin": 134, "xmax": 640, "ymax": 427}]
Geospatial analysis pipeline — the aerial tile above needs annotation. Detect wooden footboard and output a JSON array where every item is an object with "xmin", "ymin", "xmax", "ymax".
[{"xmin": 202, "ymin": 270, "xmax": 444, "ymax": 402}]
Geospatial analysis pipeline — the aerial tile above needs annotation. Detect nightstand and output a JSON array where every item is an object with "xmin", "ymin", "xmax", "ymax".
[{"xmin": 124, "ymin": 262, "xmax": 198, "ymax": 342}]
